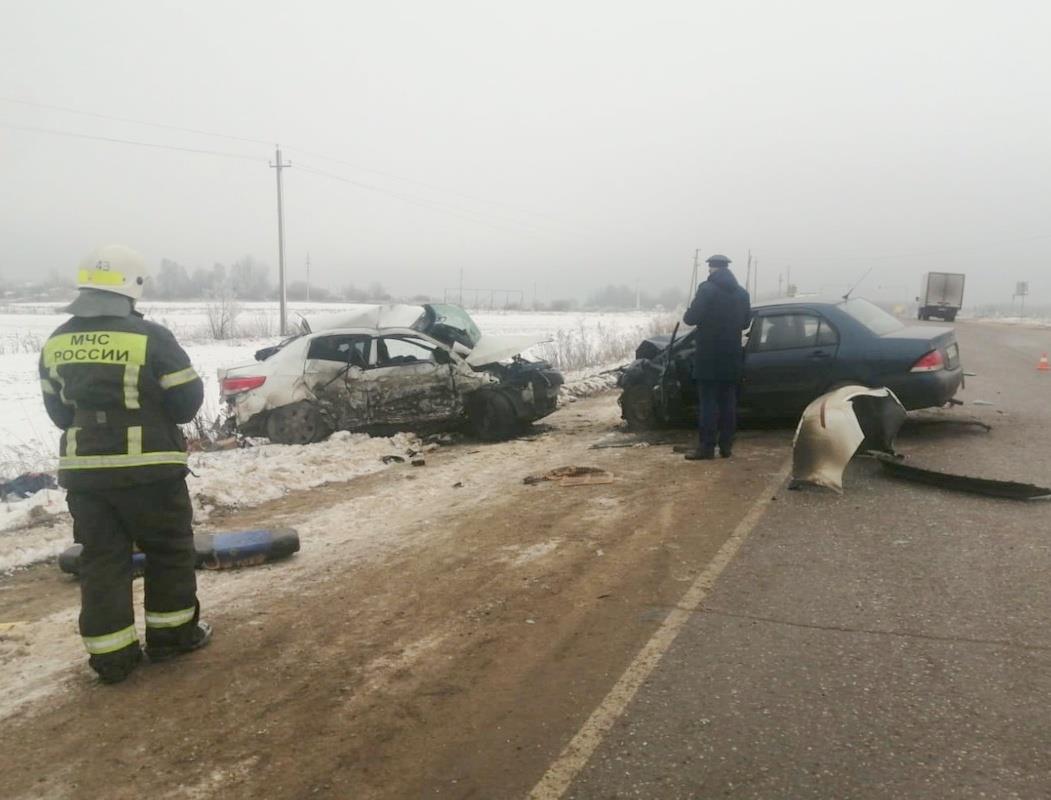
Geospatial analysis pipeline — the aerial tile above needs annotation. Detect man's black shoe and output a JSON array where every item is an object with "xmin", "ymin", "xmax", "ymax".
[
  {"xmin": 684, "ymin": 449, "xmax": 716, "ymax": 461},
  {"xmin": 720, "ymin": 448, "xmax": 732, "ymax": 458},
  {"xmin": 147, "ymin": 621, "xmax": 213, "ymax": 662}
]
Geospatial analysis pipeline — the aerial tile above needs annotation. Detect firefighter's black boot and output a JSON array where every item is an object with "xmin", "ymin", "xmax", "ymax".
[
  {"xmin": 146, "ymin": 621, "xmax": 213, "ymax": 662},
  {"xmin": 91, "ymin": 644, "xmax": 143, "ymax": 685}
]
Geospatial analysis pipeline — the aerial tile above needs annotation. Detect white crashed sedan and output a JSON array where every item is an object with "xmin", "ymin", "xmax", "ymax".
[{"xmin": 218, "ymin": 303, "xmax": 564, "ymax": 444}]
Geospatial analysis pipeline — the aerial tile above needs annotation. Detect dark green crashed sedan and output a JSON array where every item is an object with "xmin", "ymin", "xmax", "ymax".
[{"xmin": 618, "ymin": 297, "xmax": 963, "ymax": 429}]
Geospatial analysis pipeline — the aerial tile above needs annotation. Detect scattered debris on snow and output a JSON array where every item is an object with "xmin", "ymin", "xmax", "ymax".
[{"xmin": 524, "ymin": 466, "xmax": 615, "ymax": 487}]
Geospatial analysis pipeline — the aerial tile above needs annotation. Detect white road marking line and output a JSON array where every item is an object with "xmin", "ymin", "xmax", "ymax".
[{"xmin": 526, "ymin": 460, "xmax": 791, "ymax": 800}]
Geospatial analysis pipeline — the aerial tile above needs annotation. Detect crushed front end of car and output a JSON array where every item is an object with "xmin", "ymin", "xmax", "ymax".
[
  {"xmin": 479, "ymin": 356, "xmax": 564, "ymax": 422},
  {"xmin": 617, "ymin": 330, "xmax": 697, "ymax": 430}
]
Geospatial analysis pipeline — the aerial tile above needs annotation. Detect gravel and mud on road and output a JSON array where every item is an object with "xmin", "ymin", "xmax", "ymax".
[{"xmin": 0, "ymin": 393, "xmax": 789, "ymax": 800}]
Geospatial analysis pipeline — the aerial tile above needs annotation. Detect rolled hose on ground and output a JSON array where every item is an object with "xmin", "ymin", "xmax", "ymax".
[{"xmin": 57, "ymin": 528, "xmax": 301, "ymax": 576}]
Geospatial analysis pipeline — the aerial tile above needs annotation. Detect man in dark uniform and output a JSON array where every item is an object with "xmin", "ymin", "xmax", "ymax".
[
  {"xmin": 40, "ymin": 245, "xmax": 212, "ymax": 684},
  {"xmin": 682, "ymin": 254, "xmax": 752, "ymax": 460}
]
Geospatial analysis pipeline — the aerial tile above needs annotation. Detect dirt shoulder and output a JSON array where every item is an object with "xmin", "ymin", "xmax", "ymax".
[{"xmin": 0, "ymin": 394, "xmax": 790, "ymax": 800}]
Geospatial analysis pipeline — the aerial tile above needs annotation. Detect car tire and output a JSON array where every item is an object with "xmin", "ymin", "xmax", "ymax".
[
  {"xmin": 265, "ymin": 401, "xmax": 332, "ymax": 445},
  {"xmin": 621, "ymin": 383, "xmax": 659, "ymax": 430},
  {"xmin": 468, "ymin": 390, "xmax": 518, "ymax": 441}
]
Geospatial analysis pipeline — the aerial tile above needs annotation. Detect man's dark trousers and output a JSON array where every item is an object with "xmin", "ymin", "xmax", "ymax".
[
  {"xmin": 67, "ymin": 477, "xmax": 199, "ymax": 672},
  {"xmin": 698, "ymin": 380, "xmax": 738, "ymax": 453}
]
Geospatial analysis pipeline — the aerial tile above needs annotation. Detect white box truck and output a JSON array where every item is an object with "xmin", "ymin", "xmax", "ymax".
[{"xmin": 917, "ymin": 272, "xmax": 965, "ymax": 322}]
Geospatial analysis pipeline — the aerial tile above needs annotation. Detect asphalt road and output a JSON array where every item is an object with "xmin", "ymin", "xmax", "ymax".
[{"xmin": 555, "ymin": 321, "xmax": 1051, "ymax": 799}]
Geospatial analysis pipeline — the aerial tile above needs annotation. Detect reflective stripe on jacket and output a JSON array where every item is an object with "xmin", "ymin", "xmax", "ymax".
[{"xmin": 39, "ymin": 312, "xmax": 204, "ymax": 490}]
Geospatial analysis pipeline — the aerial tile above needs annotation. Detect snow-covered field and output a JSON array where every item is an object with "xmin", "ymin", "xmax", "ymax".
[
  {"xmin": 0, "ymin": 301, "xmax": 665, "ymax": 572},
  {"xmin": 968, "ymin": 315, "xmax": 1051, "ymax": 328}
]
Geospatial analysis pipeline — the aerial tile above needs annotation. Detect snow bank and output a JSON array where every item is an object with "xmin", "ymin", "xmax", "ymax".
[
  {"xmin": 0, "ymin": 490, "xmax": 71, "ymax": 572},
  {"xmin": 0, "ymin": 303, "xmax": 656, "ymax": 571},
  {"xmin": 560, "ymin": 367, "xmax": 623, "ymax": 402},
  {"xmin": 187, "ymin": 430, "xmax": 421, "ymax": 517},
  {"xmin": 0, "ymin": 431, "xmax": 421, "ymax": 574}
]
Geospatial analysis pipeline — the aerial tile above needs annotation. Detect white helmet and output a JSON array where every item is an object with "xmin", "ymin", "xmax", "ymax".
[{"xmin": 76, "ymin": 245, "xmax": 149, "ymax": 301}]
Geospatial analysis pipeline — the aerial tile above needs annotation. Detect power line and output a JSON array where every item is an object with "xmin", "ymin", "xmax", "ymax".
[
  {"xmin": 2, "ymin": 118, "xmax": 570, "ymax": 237},
  {"xmin": 0, "ymin": 122, "xmax": 265, "ymax": 162},
  {"xmin": 0, "ymin": 96, "xmax": 272, "ymax": 146},
  {"xmin": 1, "ymin": 95, "xmax": 577, "ymax": 234},
  {"xmin": 288, "ymin": 145, "xmax": 576, "ymax": 232},
  {"xmin": 295, "ymin": 162, "xmax": 560, "ymax": 240}
]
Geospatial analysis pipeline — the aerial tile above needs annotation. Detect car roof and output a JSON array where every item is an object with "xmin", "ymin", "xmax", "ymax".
[
  {"xmin": 753, "ymin": 295, "xmax": 847, "ymax": 311},
  {"xmin": 300, "ymin": 304, "xmax": 426, "ymax": 334}
]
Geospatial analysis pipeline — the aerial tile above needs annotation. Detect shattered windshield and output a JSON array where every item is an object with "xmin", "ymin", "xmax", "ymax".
[
  {"xmin": 418, "ymin": 304, "xmax": 483, "ymax": 349},
  {"xmin": 840, "ymin": 298, "xmax": 905, "ymax": 336}
]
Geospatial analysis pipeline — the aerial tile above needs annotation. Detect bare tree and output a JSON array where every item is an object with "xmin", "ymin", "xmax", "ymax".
[{"xmin": 204, "ymin": 278, "xmax": 240, "ymax": 339}]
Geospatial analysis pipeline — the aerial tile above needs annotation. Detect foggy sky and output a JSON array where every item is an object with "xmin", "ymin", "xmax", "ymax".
[{"xmin": 2, "ymin": 1, "xmax": 1049, "ymax": 306}]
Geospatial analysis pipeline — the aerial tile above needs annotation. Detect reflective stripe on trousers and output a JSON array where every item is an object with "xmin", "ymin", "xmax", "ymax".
[
  {"xmin": 145, "ymin": 607, "xmax": 196, "ymax": 629},
  {"xmin": 83, "ymin": 624, "xmax": 138, "ymax": 655}
]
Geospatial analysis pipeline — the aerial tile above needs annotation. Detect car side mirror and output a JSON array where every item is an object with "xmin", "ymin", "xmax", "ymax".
[{"xmin": 433, "ymin": 348, "xmax": 452, "ymax": 365}]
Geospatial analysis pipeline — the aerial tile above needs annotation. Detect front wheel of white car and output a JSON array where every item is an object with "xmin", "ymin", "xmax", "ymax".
[
  {"xmin": 266, "ymin": 401, "xmax": 332, "ymax": 445},
  {"xmin": 468, "ymin": 390, "xmax": 519, "ymax": 441}
]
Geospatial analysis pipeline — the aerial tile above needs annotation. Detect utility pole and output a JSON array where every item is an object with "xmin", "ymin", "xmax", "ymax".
[
  {"xmin": 270, "ymin": 146, "xmax": 292, "ymax": 333},
  {"xmin": 688, "ymin": 249, "xmax": 700, "ymax": 300},
  {"xmin": 753, "ymin": 259, "xmax": 759, "ymax": 300},
  {"xmin": 745, "ymin": 250, "xmax": 753, "ymax": 297},
  {"xmin": 305, "ymin": 252, "xmax": 311, "ymax": 303},
  {"xmin": 458, "ymin": 267, "xmax": 464, "ymax": 306}
]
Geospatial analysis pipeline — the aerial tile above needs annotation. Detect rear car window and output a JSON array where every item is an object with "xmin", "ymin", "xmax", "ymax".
[
  {"xmin": 307, "ymin": 335, "xmax": 370, "ymax": 366},
  {"xmin": 840, "ymin": 298, "xmax": 904, "ymax": 335}
]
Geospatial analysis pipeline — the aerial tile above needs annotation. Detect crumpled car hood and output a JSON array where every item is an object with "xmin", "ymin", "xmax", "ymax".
[{"xmin": 465, "ymin": 334, "xmax": 548, "ymax": 367}]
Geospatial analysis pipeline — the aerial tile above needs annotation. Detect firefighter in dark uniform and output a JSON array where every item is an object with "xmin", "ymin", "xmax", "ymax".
[{"xmin": 40, "ymin": 245, "xmax": 212, "ymax": 684}]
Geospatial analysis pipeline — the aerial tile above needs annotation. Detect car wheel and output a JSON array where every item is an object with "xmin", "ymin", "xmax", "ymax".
[
  {"xmin": 621, "ymin": 383, "xmax": 659, "ymax": 430},
  {"xmin": 265, "ymin": 401, "xmax": 332, "ymax": 445},
  {"xmin": 468, "ymin": 391, "xmax": 518, "ymax": 441}
]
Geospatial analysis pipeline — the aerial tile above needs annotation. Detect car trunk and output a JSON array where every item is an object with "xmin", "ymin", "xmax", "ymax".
[{"xmin": 879, "ymin": 325, "xmax": 960, "ymax": 370}]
